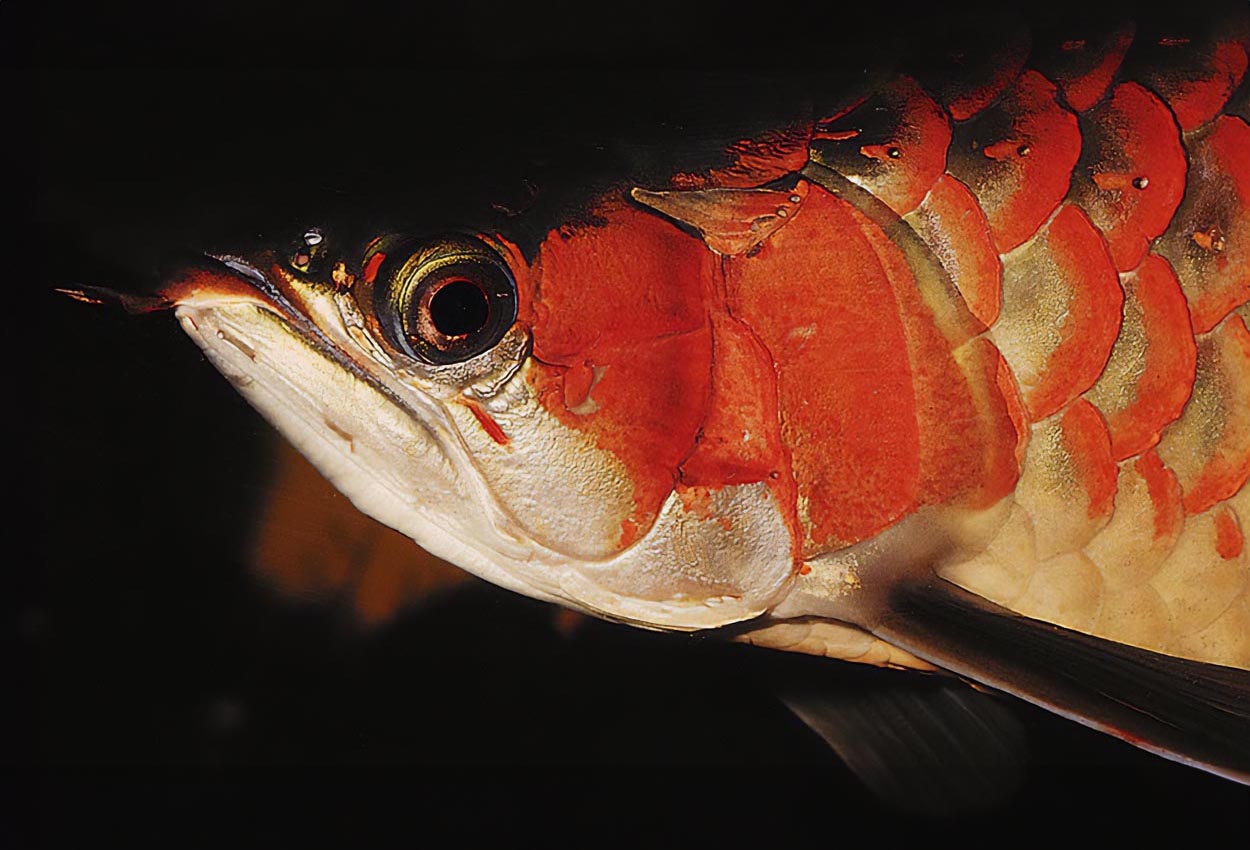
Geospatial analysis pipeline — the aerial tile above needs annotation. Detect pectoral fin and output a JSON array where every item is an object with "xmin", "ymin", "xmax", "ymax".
[
  {"xmin": 873, "ymin": 580, "xmax": 1250, "ymax": 783},
  {"xmin": 779, "ymin": 672, "xmax": 1026, "ymax": 815}
]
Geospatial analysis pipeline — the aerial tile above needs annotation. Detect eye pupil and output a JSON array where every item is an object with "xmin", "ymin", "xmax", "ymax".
[
  {"xmin": 428, "ymin": 278, "xmax": 490, "ymax": 337},
  {"xmin": 374, "ymin": 236, "xmax": 517, "ymax": 365}
]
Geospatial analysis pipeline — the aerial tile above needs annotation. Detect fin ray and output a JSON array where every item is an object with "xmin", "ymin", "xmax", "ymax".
[
  {"xmin": 874, "ymin": 580, "xmax": 1250, "ymax": 782},
  {"xmin": 779, "ymin": 675, "xmax": 1026, "ymax": 815}
]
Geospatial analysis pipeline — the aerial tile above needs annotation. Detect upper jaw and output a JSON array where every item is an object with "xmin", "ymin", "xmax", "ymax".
[
  {"xmin": 163, "ymin": 253, "xmax": 578, "ymax": 599},
  {"xmin": 162, "ymin": 253, "xmax": 419, "ymax": 414},
  {"xmin": 160, "ymin": 251, "xmax": 799, "ymax": 633}
]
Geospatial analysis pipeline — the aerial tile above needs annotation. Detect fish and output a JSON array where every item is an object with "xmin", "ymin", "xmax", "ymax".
[{"xmin": 59, "ymin": 4, "xmax": 1250, "ymax": 790}]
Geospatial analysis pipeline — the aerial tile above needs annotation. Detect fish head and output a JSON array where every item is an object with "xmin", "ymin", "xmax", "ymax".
[{"xmin": 162, "ymin": 214, "xmax": 798, "ymax": 632}]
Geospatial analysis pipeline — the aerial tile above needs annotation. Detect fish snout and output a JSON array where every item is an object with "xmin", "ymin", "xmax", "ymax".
[{"xmin": 57, "ymin": 251, "xmax": 277, "ymax": 314}]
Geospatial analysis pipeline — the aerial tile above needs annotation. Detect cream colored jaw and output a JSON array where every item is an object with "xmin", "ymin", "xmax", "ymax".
[{"xmin": 170, "ymin": 291, "xmax": 799, "ymax": 631}]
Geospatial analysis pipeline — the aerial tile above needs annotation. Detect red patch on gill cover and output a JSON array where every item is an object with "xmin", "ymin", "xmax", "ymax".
[
  {"xmin": 514, "ymin": 178, "xmax": 1037, "ymax": 558},
  {"xmin": 1134, "ymin": 449, "xmax": 1185, "ymax": 542},
  {"xmin": 523, "ymin": 203, "xmax": 710, "ymax": 360},
  {"xmin": 1214, "ymin": 505, "xmax": 1244, "ymax": 559},
  {"xmin": 1089, "ymin": 255, "xmax": 1197, "ymax": 460},
  {"xmin": 679, "ymin": 311, "xmax": 792, "ymax": 486},
  {"xmin": 810, "ymin": 76, "xmax": 950, "ymax": 216},
  {"xmin": 1074, "ymin": 83, "xmax": 1187, "ymax": 272},
  {"xmin": 1061, "ymin": 400, "xmax": 1119, "ymax": 520},
  {"xmin": 843, "ymin": 203, "xmax": 1018, "ymax": 509},
  {"xmin": 1036, "ymin": 21, "xmax": 1135, "ymax": 112},
  {"xmin": 907, "ymin": 174, "xmax": 1003, "ymax": 326},
  {"xmin": 524, "ymin": 200, "xmax": 715, "ymax": 546},
  {"xmin": 724, "ymin": 187, "xmax": 921, "ymax": 551},
  {"xmin": 947, "ymin": 70, "xmax": 1082, "ymax": 254}
]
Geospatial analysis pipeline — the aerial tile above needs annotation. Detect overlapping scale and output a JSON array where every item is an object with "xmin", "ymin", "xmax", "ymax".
[
  {"xmin": 1155, "ymin": 314, "xmax": 1250, "ymax": 516},
  {"xmin": 1032, "ymin": 19, "xmax": 1135, "ymax": 112},
  {"xmin": 1084, "ymin": 449, "xmax": 1185, "ymax": 591},
  {"xmin": 1214, "ymin": 504, "xmax": 1245, "ymax": 560},
  {"xmin": 1070, "ymin": 82, "xmax": 1188, "ymax": 272},
  {"xmin": 905, "ymin": 174, "xmax": 1003, "ymax": 326},
  {"xmin": 950, "ymin": 337, "xmax": 1030, "ymax": 506},
  {"xmin": 1150, "ymin": 504, "xmax": 1250, "ymax": 657},
  {"xmin": 947, "ymin": 71, "xmax": 1082, "ymax": 253},
  {"xmin": 940, "ymin": 504, "xmax": 1040, "ymax": 608},
  {"xmin": 810, "ymin": 12, "xmax": 1250, "ymax": 668},
  {"xmin": 912, "ymin": 19, "xmax": 1031, "ymax": 121},
  {"xmin": 1174, "ymin": 590, "xmax": 1250, "ymax": 669},
  {"xmin": 991, "ymin": 204, "xmax": 1123, "ymax": 421},
  {"xmin": 1013, "ymin": 551, "xmax": 1106, "ymax": 634},
  {"xmin": 845, "ymin": 202, "xmax": 1023, "ymax": 510},
  {"xmin": 1090, "ymin": 583, "xmax": 1175, "ymax": 655},
  {"xmin": 1229, "ymin": 68, "xmax": 1250, "ymax": 121},
  {"xmin": 1154, "ymin": 115, "xmax": 1250, "ymax": 334},
  {"xmin": 1084, "ymin": 255, "xmax": 1197, "ymax": 460},
  {"xmin": 810, "ymin": 76, "xmax": 950, "ymax": 216},
  {"xmin": 1227, "ymin": 483, "xmax": 1249, "ymax": 556},
  {"xmin": 943, "ymin": 402, "xmax": 1123, "ymax": 633},
  {"xmin": 1127, "ymin": 8, "xmax": 1249, "ymax": 132},
  {"xmin": 1012, "ymin": 400, "xmax": 1118, "ymax": 561}
]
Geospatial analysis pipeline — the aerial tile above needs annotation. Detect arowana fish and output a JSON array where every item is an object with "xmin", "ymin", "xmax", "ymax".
[{"xmin": 66, "ymin": 4, "xmax": 1250, "ymax": 786}]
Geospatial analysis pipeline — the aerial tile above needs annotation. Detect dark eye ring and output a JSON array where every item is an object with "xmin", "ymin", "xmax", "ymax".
[{"xmin": 376, "ymin": 237, "xmax": 517, "ymax": 365}]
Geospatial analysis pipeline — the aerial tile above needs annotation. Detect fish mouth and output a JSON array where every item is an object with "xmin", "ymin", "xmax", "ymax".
[
  {"xmin": 149, "ymin": 252, "xmax": 797, "ymax": 631},
  {"xmin": 154, "ymin": 253, "xmax": 578, "ymax": 605},
  {"xmin": 165, "ymin": 254, "xmax": 414, "ymax": 411}
]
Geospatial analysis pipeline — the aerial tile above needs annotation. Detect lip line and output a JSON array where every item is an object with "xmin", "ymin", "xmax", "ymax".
[
  {"xmin": 177, "ymin": 301, "xmax": 554, "ymax": 602},
  {"xmin": 167, "ymin": 254, "xmax": 418, "ymax": 416},
  {"xmin": 177, "ymin": 280, "xmax": 786, "ymax": 629},
  {"xmin": 173, "ymin": 258, "xmax": 548, "ymax": 565}
]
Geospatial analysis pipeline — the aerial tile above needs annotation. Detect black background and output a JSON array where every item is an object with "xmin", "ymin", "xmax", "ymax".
[{"xmin": 11, "ymin": 0, "xmax": 1250, "ymax": 845}]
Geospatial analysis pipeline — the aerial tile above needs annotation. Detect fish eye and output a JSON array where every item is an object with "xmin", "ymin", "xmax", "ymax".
[{"xmin": 376, "ymin": 237, "xmax": 517, "ymax": 365}]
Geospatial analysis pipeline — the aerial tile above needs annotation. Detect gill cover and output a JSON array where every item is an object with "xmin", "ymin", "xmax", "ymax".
[{"xmin": 165, "ymin": 229, "xmax": 796, "ymax": 632}]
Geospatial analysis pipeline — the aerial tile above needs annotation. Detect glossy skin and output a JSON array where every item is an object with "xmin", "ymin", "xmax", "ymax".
[
  {"xmin": 22, "ymin": 9, "xmax": 1250, "ymax": 820},
  {"xmin": 525, "ymin": 18, "xmax": 1250, "ymax": 670},
  {"xmin": 157, "ymin": 9, "xmax": 1250, "ymax": 679}
]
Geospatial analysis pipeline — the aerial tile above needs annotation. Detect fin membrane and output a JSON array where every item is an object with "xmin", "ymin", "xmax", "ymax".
[
  {"xmin": 779, "ymin": 672, "xmax": 1027, "ymax": 815},
  {"xmin": 874, "ymin": 580, "xmax": 1250, "ymax": 783}
]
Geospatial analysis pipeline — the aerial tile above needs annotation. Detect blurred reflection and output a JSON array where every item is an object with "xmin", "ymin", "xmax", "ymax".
[{"xmin": 253, "ymin": 441, "xmax": 476, "ymax": 625}]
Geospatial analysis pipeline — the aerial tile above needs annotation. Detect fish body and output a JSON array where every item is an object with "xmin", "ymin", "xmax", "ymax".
[{"xmin": 89, "ymin": 6, "xmax": 1250, "ymax": 778}]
